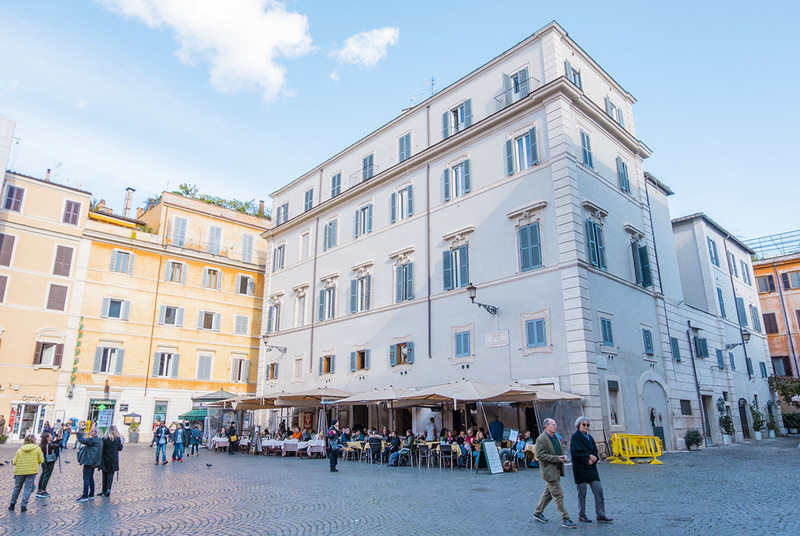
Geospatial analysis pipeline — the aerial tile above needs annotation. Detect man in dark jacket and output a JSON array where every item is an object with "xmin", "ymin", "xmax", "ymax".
[
  {"xmin": 153, "ymin": 421, "xmax": 170, "ymax": 465},
  {"xmin": 76, "ymin": 427, "xmax": 103, "ymax": 502},
  {"xmin": 327, "ymin": 420, "xmax": 341, "ymax": 472},
  {"xmin": 533, "ymin": 418, "xmax": 576, "ymax": 529},
  {"xmin": 570, "ymin": 417, "xmax": 613, "ymax": 523}
]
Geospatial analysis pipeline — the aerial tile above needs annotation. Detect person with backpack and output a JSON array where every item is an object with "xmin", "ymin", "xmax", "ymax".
[
  {"xmin": 8, "ymin": 435, "xmax": 43, "ymax": 512},
  {"xmin": 75, "ymin": 426, "xmax": 103, "ymax": 502}
]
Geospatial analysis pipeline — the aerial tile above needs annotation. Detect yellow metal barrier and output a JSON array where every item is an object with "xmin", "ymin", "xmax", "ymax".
[{"xmin": 608, "ymin": 433, "xmax": 663, "ymax": 465}]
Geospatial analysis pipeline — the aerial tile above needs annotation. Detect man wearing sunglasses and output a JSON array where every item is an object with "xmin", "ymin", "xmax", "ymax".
[{"xmin": 570, "ymin": 417, "xmax": 613, "ymax": 524}]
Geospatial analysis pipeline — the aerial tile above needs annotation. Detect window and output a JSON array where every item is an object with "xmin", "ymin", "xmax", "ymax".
[
  {"xmin": 33, "ymin": 342, "xmax": 63, "ymax": 368},
  {"xmin": 242, "ymin": 234, "xmax": 253, "ymax": 264},
  {"xmin": 607, "ymin": 380, "xmax": 621, "ymax": 425},
  {"xmin": 93, "ymin": 347, "xmax": 124, "ymax": 374},
  {"xmin": 616, "ymin": 157, "xmax": 630, "ymax": 193},
  {"xmin": 4, "ymin": 185, "xmax": 24, "ymax": 211},
  {"xmin": 772, "ymin": 356, "xmax": 790, "ymax": 377},
  {"xmin": 442, "ymin": 99, "xmax": 472, "ymax": 139},
  {"xmin": 0, "ymin": 274, "xmax": 7, "ymax": 302},
  {"xmin": 728, "ymin": 252, "xmax": 738, "ymax": 277},
  {"xmin": 502, "ymin": 67, "xmax": 530, "ymax": 106},
  {"xmin": 443, "ymin": 245, "xmax": 469, "ymax": 290},
  {"xmin": 276, "ymin": 202, "xmax": 289, "ymax": 225},
  {"xmin": 354, "ymin": 204, "xmax": 373, "ymax": 237},
  {"xmin": 318, "ymin": 286, "xmax": 336, "ymax": 321},
  {"xmin": 632, "ymin": 242, "xmax": 653, "ymax": 287},
  {"xmin": 202, "ymin": 267, "xmax": 222, "ymax": 290},
  {"xmin": 670, "ymin": 337, "xmax": 681, "ymax": 361},
  {"xmin": 319, "ymin": 354, "xmax": 336, "ymax": 375},
  {"xmin": 207, "ymin": 226, "xmax": 222, "ymax": 255},
  {"xmin": 197, "ymin": 353, "xmax": 213, "ymax": 381},
  {"xmin": 235, "ymin": 274, "xmax": 255, "ymax": 296},
  {"xmin": 746, "ymin": 357, "xmax": 754, "ymax": 376},
  {"xmin": 585, "ymin": 220, "xmax": 606, "ymax": 270},
  {"xmin": 764, "ymin": 312, "xmax": 779, "ymax": 334},
  {"xmin": 455, "ymin": 331, "xmax": 471, "ymax": 357},
  {"xmin": 750, "ymin": 305, "xmax": 762, "ymax": 332},
  {"xmin": 101, "ymin": 298, "xmax": 131, "ymax": 320},
  {"xmin": 707, "ymin": 237, "xmax": 720, "ymax": 266},
  {"xmin": 266, "ymin": 304, "xmax": 281, "ymax": 333},
  {"xmin": 293, "ymin": 358, "xmax": 303, "ymax": 381},
  {"xmin": 716, "ymin": 348, "xmax": 725, "ymax": 370},
  {"xmin": 53, "ymin": 245, "xmax": 73, "ymax": 276},
  {"xmin": 391, "ymin": 186, "xmax": 414, "ymax": 222},
  {"xmin": 158, "ymin": 305, "xmax": 184, "ymax": 326},
  {"xmin": 600, "ymin": 318, "xmax": 614, "ymax": 346},
  {"xmin": 153, "ymin": 352, "xmax": 179, "ymax": 378},
  {"xmin": 680, "ymin": 400, "xmax": 693, "ymax": 416},
  {"xmin": 362, "ymin": 154, "xmax": 374, "ymax": 181},
  {"xmin": 389, "ymin": 342, "xmax": 414, "ymax": 366},
  {"xmin": 579, "ymin": 131, "xmax": 593, "ymax": 168},
  {"xmin": 172, "ymin": 217, "xmax": 187, "ymax": 247},
  {"xmin": 717, "ymin": 287, "xmax": 726, "ymax": 318},
  {"xmin": 350, "ymin": 275, "xmax": 371, "ymax": 313},
  {"xmin": 398, "ymin": 133, "xmax": 411, "ymax": 162},
  {"xmin": 757, "ymin": 275, "xmax": 776, "ymax": 294},
  {"xmin": 197, "ymin": 311, "xmax": 221, "ymax": 331},
  {"xmin": 323, "ymin": 220, "xmax": 338, "ymax": 250},
  {"xmin": 267, "ymin": 362, "xmax": 279, "ymax": 380},
  {"xmin": 443, "ymin": 159, "xmax": 471, "ymax": 201},
  {"xmin": 741, "ymin": 261, "xmax": 751, "ymax": 285},
  {"xmin": 694, "ymin": 337, "xmax": 709, "ymax": 358},
  {"xmin": 273, "ymin": 244, "xmax": 285, "ymax": 271},
  {"xmin": 505, "ymin": 127, "xmax": 539, "ymax": 175},
  {"xmin": 62, "ymin": 200, "xmax": 81, "ymax": 225},
  {"xmin": 303, "ymin": 188, "xmax": 313, "ymax": 212},
  {"xmin": 0, "ymin": 232, "xmax": 15, "ymax": 266},
  {"xmin": 759, "ymin": 362, "xmax": 768, "ymax": 378},
  {"xmin": 295, "ymin": 294, "xmax": 306, "ymax": 327},
  {"xmin": 565, "ymin": 60, "xmax": 582, "ymax": 89},
  {"xmin": 350, "ymin": 350, "xmax": 371, "ymax": 372},
  {"xmin": 526, "ymin": 319, "xmax": 546, "ymax": 348},
  {"xmin": 394, "ymin": 262, "xmax": 413, "ymax": 303},
  {"xmin": 782, "ymin": 271, "xmax": 800, "ymax": 290},
  {"xmin": 110, "ymin": 250, "xmax": 134, "ymax": 275},
  {"xmin": 234, "ymin": 315, "xmax": 249, "ymax": 335},
  {"xmin": 518, "ymin": 222, "xmax": 542, "ymax": 272},
  {"xmin": 231, "ymin": 357, "xmax": 249, "ymax": 383},
  {"xmin": 642, "ymin": 329, "xmax": 655, "ymax": 355},
  {"xmin": 165, "ymin": 261, "xmax": 186, "ymax": 283},
  {"xmin": 736, "ymin": 297, "xmax": 748, "ymax": 326},
  {"xmin": 46, "ymin": 284, "xmax": 68, "ymax": 311},
  {"xmin": 604, "ymin": 96, "xmax": 625, "ymax": 128},
  {"xmin": 729, "ymin": 352, "xmax": 736, "ymax": 371},
  {"xmin": 331, "ymin": 173, "xmax": 342, "ymax": 198},
  {"xmin": 300, "ymin": 232, "xmax": 310, "ymax": 259}
]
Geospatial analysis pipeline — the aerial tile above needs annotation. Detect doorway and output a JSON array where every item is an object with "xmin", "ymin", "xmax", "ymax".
[
  {"xmin": 701, "ymin": 396, "xmax": 713, "ymax": 444},
  {"xmin": 738, "ymin": 399, "xmax": 751, "ymax": 439},
  {"xmin": 11, "ymin": 404, "xmax": 46, "ymax": 438}
]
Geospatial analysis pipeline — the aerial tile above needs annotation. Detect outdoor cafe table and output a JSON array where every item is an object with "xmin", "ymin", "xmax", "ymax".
[{"xmin": 211, "ymin": 437, "xmax": 229, "ymax": 451}]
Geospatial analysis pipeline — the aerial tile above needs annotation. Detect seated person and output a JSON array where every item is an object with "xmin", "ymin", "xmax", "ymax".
[
  {"xmin": 291, "ymin": 427, "xmax": 302, "ymax": 440},
  {"xmin": 368, "ymin": 431, "xmax": 384, "ymax": 463},
  {"xmin": 471, "ymin": 430, "xmax": 485, "ymax": 465},
  {"xmin": 341, "ymin": 427, "xmax": 352, "ymax": 443},
  {"xmin": 381, "ymin": 426, "xmax": 390, "ymax": 441},
  {"xmin": 398, "ymin": 429, "xmax": 415, "ymax": 464},
  {"xmin": 301, "ymin": 428, "xmax": 311, "ymax": 441},
  {"xmin": 438, "ymin": 428, "xmax": 449, "ymax": 443},
  {"xmin": 383, "ymin": 431, "xmax": 400, "ymax": 462},
  {"xmin": 352, "ymin": 429, "xmax": 365, "ymax": 442}
]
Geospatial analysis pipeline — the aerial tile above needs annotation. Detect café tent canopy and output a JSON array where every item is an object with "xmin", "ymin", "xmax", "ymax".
[
  {"xmin": 206, "ymin": 395, "xmax": 279, "ymax": 411},
  {"xmin": 178, "ymin": 409, "xmax": 208, "ymax": 420},
  {"xmin": 192, "ymin": 389, "xmax": 237, "ymax": 402},
  {"xmin": 329, "ymin": 386, "xmax": 417, "ymax": 405},
  {"xmin": 272, "ymin": 387, "xmax": 355, "ymax": 404},
  {"xmin": 395, "ymin": 379, "xmax": 538, "ymax": 405},
  {"xmin": 528, "ymin": 385, "xmax": 582, "ymax": 401}
]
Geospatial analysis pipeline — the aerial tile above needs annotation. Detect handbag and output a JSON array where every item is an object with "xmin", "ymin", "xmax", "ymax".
[
  {"xmin": 230, "ymin": 434, "xmax": 237, "ymax": 443},
  {"xmin": 45, "ymin": 452, "xmax": 57, "ymax": 463}
]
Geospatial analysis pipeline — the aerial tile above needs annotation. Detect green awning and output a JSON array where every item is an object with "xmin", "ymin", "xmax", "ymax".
[{"xmin": 178, "ymin": 409, "xmax": 208, "ymax": 420}]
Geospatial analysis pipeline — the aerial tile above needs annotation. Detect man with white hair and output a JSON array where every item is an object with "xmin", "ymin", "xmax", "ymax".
[
  {"xmin": 533, "ymin": 418, "xmax": 576, "ymax": 529},
  {"xmin": 570, "ymin": 416, "xmax": 613, "ymax": 523}
]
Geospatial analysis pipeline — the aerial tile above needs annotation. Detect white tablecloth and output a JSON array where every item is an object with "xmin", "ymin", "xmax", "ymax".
[{"xmin": 211, "ymin": 437, "xmax": 229, "ymax": 450}]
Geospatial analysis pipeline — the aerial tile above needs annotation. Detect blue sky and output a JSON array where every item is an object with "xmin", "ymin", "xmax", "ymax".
[{"xmin": 1, "ymin": 1, "xmax": 797, "ymax": 239}]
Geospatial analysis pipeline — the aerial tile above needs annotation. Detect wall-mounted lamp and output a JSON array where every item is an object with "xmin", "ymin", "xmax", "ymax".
[
  {"xmin": 261, "ymin": 333, "xmax": 287, "ymax": 353},
  {"xmin": 725, "ymin": 330, "xmax": 751, "ymax": 351},
  {"xmin": 465, "ymin": 283, "xmax": 498, "ymax": 315}
]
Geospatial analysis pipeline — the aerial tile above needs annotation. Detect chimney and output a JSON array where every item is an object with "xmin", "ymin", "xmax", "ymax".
[
  {"xmin": 45, "ymin": 168, "xmax": 51, "ymax": 181},
  {"xmin": 123, "ymin": 187, "xmax": 135, "ymax": 218},
  {"xmin": 258, "ymin": 200, "xmax": 265, "ymax": 216},
  {"xmin": 136, "ymin": 207, "xmax": 144, "ymax": 219}
]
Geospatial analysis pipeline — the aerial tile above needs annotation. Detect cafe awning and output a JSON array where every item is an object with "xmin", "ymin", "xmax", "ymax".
[{"xmin": 178, "ymin": 409, "xmax": 208, "ymax": 420}]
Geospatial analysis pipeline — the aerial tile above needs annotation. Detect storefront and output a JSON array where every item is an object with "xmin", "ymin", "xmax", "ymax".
[
  {"xmin": 9, "ymin": 398, "xmax": 51, "ymax": 439},
  {"xmin": 87, "ymin": 399, "xmax": 116, "ymax": 424}
]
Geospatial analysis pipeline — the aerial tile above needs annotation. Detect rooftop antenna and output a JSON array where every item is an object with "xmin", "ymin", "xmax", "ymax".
[
  {"xmin": 410, "ymin": 76, "xmax": 435, "ymax": 106},
  {"xmin": 10, "ymin": 137, "xmax": 21, "ymax": 171}
]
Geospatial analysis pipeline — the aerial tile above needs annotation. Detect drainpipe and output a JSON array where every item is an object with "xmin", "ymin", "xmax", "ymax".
[{"xmin": 686, "ymin": 321, "xmax": 708, "ymax": 448}]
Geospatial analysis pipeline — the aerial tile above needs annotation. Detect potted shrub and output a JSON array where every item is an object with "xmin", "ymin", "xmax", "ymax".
[
  {"xmin": 766, "ymin": 414, "xmax": 778, "ymax": 438},
  {"xmin": 685, "ymin": 429, "xmax": 703, "ymax": 450},
  {"xmin": 128, "ymin": 422, "xmax": 140, "ymax": 444},
  {"xmin": 750, "ymin": 405, "xmax": 765, "ymax": 440},
  {"xmin": 0, "ymin": 435, "xmax": 7, "ymax": 444},
  {"xmin": 783, "ymin": 412, "xmax": 800, "ymax": 434},
  {"xmin": 719, "ymin": 415, "xmax": 735, "ymax": 445}
]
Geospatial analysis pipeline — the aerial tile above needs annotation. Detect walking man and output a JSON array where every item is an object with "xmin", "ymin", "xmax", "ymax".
[
  {"xmin": 533, "ymin": 418, "xmax": 577, "ymax": 529},
  {"xmin": 153, "ymin": 421, "xmax": 170, "ymax": 465},
  {"xmin": 327, "ymin": 420, "xmax": 341, "ymax": 472},
  {"xmin": 570, "ymin": 417, "xmax": 613, "ymax": 523}
]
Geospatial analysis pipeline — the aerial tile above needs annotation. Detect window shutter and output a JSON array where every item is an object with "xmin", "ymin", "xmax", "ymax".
[
  {"xmin": 565, "ymin": 60, "xmax": 572, "ymax": 79},
  {"xmin": 247, "ymin": 278, "xmax": 254, "ymax": 296},
  {"xmin": 170, "ymin": 354, "xmax": 179, "ymax": 378},
  {"xmin": 526, "ymin": 321, "xmax": 536, "ymax": 347},
  {"xmin": 671, "ymin": 337, "xmax": 681, "ymax": 361},
  {"xmin": 365, "ymin": 349, "xmax": 371, "ymax": 370},
  {"xmin": 595, "ymin": 226, "xmax": 606, "ymax": 270},
  {"xmin": 634, "ymin": 243, "xmax": 643, "ymax": 283},
  {"xmin": 0, "ymin": 234, "xmax": 14, "ymax": 266},
  {"xmin": 760, "ymin": 362, "xmax": 767, "ymax": 378},
  {"xmin": 443, "ymin": 168, "xmax": 451, "ymax": 202},
  {"xmin": 618, "ymin": 109, "xmax": 625, "ymax": 128},
  {"xmin": 389, "ymin": 345, "xmax": 397, "ymax": 366},
  {"xmin": 639, "ymin": 246, "xmax": 653, "ymax": 287},
  {"xmin": 127, "ymin": 254, "xmax": 135, "ymax": 274},
  {"xmin": 330, "ymin": 288, "xmax": 335, "ymax": 318},
  {"xmin": 180, "ymin": 264, "xmax": 187, "ymax": 283},
  {"xmin": 406, "ymin": 342, "xmax": 414, "ymax": 364},
  {"xmin": 202, "ymin": 269, "xmax": 210, "ymax": 288},
  {"xmin": 94, "ymin": 347, "xmax": 104, "ymax": 372},
  {"xmin": 729, "ymin": 352, "xmax": 736, "ymax": 371},
  {"xmin": 152, "ymin": 353, "xmax": 161, "ymax": 376},
  {"xmin": 717, "ymin": 288, "xmax": 726, "ymax": 317},
  {"xmin": 395, "ymin": 265, "xmax": 403, "ymax": 302},
  {"xmin": 367, "ymin": 205, "xmax": 373, "ymax": 233},
  {"xmin": 350, "ymin": 352, "xmax": 357, "ymax": 372},
  {"xmin": 535, "ymin": 319, "xmax": 545, "ymax": 346},
  {"xmin": 442, "ymin": 111, "xmax": 449, "ymax": 139},
  {"xmin": 746, "ymin": 357, "xmax": 753, "ymax": 375},
  {"xmin": 158, "ymin": 305, "xmax": 167, "ymax": 324},
  {"xmin": 216, "ymin": 272, "xmax": 223, "ymax": 291},
  {"xmin": 350, "ymin": 279, "xmax": 358, "ymax": 313},
  {"xmin": 398, "ymin": 135, "xmax": 405, "ymax": 161},
  {"xmin": 463, "ymin": 159, "xmax": 471, "ymax": 193},
  {"xmin": 406, "ymin": 186, "xmax": 414, "ymax": 216},
  {"xmin": 330, "ymin": 355, "xmax": 335, "ymax": 374},
  {"xmin": 519, "ymin": 68, "xmax": 529, "ymax": 98},
  {"xmin": 502, "ymin": 73, "xmax": 512, "ymax": 106},
  {"xmin": 528, "ymin": 127, "xmax": 538, "ymax": 165},
  {"xmin": 736, "ymin": 297, "xmax": 747, "ymax": 326},
  {"xmin": 115, "ymin": 349, "xmax": 125, "ymax": 375},
  {"xmin": 530, "ymin": 223, "xmax": 541, "ymax": 269},
  {"xmin": 330, "ymin": 220, "xmax": 337, "ymax": 248},
  {"xmin": 505, "ymin": 140, "xmax": 514, "ymax": 176},
  {"xmin": 273, "ymin": 363, "xmax": 278, "ymax": 380},
  {"xmin": 443, "ymin": 251, "xmax": 454, "ymax": 290},
  {"xmin": 243, "ymin": 362, "xmax": 250, "ymax": 383},
  {"xmin": 365, "ymin": 275, "xmax": 371, "ymax": 310},
  {"xmin": 198, "ymin": 311, "xmax": 206, "ymax": 329},
  {"xmin": 519, "ymin": 225, "xmax": 531, "ymax": 272},
  {"xmin": 716, "ymin": 349, "xmax": 725, "ymax": 369},
  {"xmin": 176, "ymin": 308, "xmax": 184, "ymax": 327},
  {"xmin": 121, "ymin": 300, "xmax": 131, "ymax": 321},
  {"xmin": 406, "ymin": 262, "xmax": 414, "ymax": 299},
  {"xmin": 212, "ymin": 313, "xmax": 221, "ymax": 332},
  {"xmin": 102, "ymin": 297, "xmax": 111, "ymax": 318},
  {"xmin": 390, "ymin": 192, "xmax": 397, "ymax": 223},
  {"xmin": 267, "ymin": 306, "xmax": 274, "ymax": 333},
  {"xmin": 464, "ymin": 99, "xmax": 472, "ymax": 127},
  {"xmin": 782, "ymin": 272, "xmax": 791, "ymax": 291},
  {"xmin": 32, "ymin": 342, "xmax": 43, "ymax": 365},
  {"xmin": 605, "ymin": 96, "xmax": 612, "ymax": 116},
  {"xmin": 319, "ymin": 289, "xmax": 326, "ymax": 320},
  {"xmin": 585, "ymin": 220, "xmax": 598, "ymax": 266},
  {"xmin": 458, "ymin": 246, "xmax": 469, "ymax": 287},
  {"xmin": 109, "ymin": 252, "xmax": 117, "ymax": 271},
  {"xmin": 48, "ymin": 344, "xmax": 60, "ymax": 367},
  {"xmin": 354, "ymin": 210, "xmax": 360, "ymax": 238}
]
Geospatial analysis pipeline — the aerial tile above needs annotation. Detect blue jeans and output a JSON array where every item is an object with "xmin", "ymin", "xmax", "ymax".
[
  {"xmin": 156, "ymin": 442, "xmax": 167, "ymax": 462},
  {"xmin": 173, "ymin": 442, "xmax": 184, "ymax": 460},
  {"xmin": 82, "ymin": 465, "xmax": 95, "ymax": 498}
]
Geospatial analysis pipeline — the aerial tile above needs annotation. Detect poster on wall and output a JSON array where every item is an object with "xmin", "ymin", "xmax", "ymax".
[{"xmin": 302, "ymin": 412, "xmax": 313, "ymax": 430}]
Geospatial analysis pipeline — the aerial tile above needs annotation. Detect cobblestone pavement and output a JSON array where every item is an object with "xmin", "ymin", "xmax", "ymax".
[{"xmin": 0, "ymin": 437, "xmax": 798, "ymax": 536}]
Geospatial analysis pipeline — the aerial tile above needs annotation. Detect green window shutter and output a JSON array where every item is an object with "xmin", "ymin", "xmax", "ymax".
[
  {"xmin": 586, "ymin": 220, "xmax": 598, "ymax": 267},
  {"xmin": 406, "ymin": 342, "xmax": 414, "ymax": 364},
  {"xmin": 671, "ymin": 337, "xmax": 681, "ymax": 362},
  {"xmin": 639, "ymin": 246, "xmax": 653, "ymax": 287},
  {"xmin": 389, "ymin": 345, "xmax": 397, "ymax": 367},
  {"xmin": 716, "ymin": 349, "xmax": 725, "ymax": 369},
  {"xmin": 443, "ymin": 168, "xmax": 451, "ymax": 202},
  {"xmin": 528, "ymin": 126, "xmax": 538, "ymax": 165},
  {"xmin": 350, "ymin": 352, "xmax": 357, "ymax": 372}
]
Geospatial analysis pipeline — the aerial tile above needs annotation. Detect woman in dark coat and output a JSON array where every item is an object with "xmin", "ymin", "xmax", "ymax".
[
  {"xmin": 569, "ymin": 417, "xmax": 612, "ymax": 523},
  {"xmin": 100, "ymin": 426, "xmax": 123, "ymax": 497}
]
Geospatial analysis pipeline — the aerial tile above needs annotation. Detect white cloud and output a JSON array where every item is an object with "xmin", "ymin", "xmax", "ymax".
[
  {"xmin": 330, "ymin": 70, "xmax": 339, "ymax": 82},
  {"xmin": 95, "ymin": 0, "xmax": 314, "ymax": 101},
  {"xmin": 0, "ymin": 79, "xmax": 23, "ymax": 93},
  {"xmin": 332, "ymin": 27, "xmax": 399, "ymax": 68}
]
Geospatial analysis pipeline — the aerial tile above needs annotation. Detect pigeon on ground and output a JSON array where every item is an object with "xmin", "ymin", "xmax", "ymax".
[
  {"xmin": 64, "ymin": 460, "xmax": 70, "ymax": 464},
  {"xmin": 205, "ymin": 463, "xmax": 212, "ymax": 468}
]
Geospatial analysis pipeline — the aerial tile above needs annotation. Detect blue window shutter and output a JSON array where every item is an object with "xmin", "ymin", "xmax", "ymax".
[
  {"xmin": 671, "ymin": 337, "xmax": 681, "ymax": 361},
  {"xmin": 354, "ymin": 210, "xmax": 360, "ymax": 238},
  {"xmin": 605, "ymin": 96, "xmax": 612, "ymax": 115},
  {"xmin": 406, "ymin": 342, "xmax": 414, "ymax": 364},
  {"xmin": 618, "ymin": 109, "xmax": 625, "ymax": 128},
  {"xmin": 736, "ymin": 297, "xmax": 747, "ymax": 326},
  {"xmin": 267, "ymin": 305, "xmax": 274, "ymax": 332},
  {"xmin": 729, "ymin": 352, "xmax": 736, "ymax": 370},
  {"xmin": 528, "ymin": 127, "xmax": 538, "ymax": 165},
  {"xmin": 716, "ymin": 349, "xmax": 725, "ymax": 369},
  {"xmin": 171, "ymin": 354, "xmax": 179, "ymax": 378},
  {"xmin": 519, "ymin": 68, "xmax": 529, "ymax": 98},
  {"xmin": 505, "ymin": 140, "xmax": 514, "ymax": 176},
  {"xmin": 350, "ymin": 279, "xmax": 358, "ymax": 313},
  {"xmin": 616, "ymin": 157, "xmax": 624, "ymax": 189},
  {"xmin": 115, "ymin": 349, "xmax": 125, "ymax": 374},
  {"xmin": 639, "ymin": 246, "xmax": 653, "ymax": 287},
  {"xmin": 501, "ymin": 73, "xmax": 512, "ymax": 106},
  {"xmin": 390, "ymin": 193, "xmax": 397, "ymax": 223},
  {"xmin": 331, "ymin": 220, "xmax": 337, "ymax": 247},
  {"xmin": 595, "ymin": 225, "xmax": 606, "ymax": 270},
  {"xmin": 530, "ymin": 223, "xmax": 542, "ymax": 269},
  {"xmin": 389, "ymin": 345, "xmax": 397, "ymax": 367},
  {"xmin": 330, "ymin": 288, "xmax": 335, "ymax": 318},
  {"xmin": 746, "ymin": 358, "xmax": 753, "ymax": 375},
  {"xmin": 717, "ymin": 288, "xmax": 726, "ymax": 317},
  {"xmin": 367, "ymin": 205, "xmax": 373, "ymax": 233},
  {"xmin": 525, "ymin": 321, "xmax": 535, "ymax": 348},
  {"xmin": 152, "ymin": 353, "xmax": 161, "ymax": 376},
  {"xmin": 406, "ymin": 262, "xmax": 414, "ymax": 299},
  {"xmin": 365, "ymin": 349, "xmax": 371, "ymax": 370},
  {"xmin": 442, "ymin": 111, "xmax": 449, "ymax": 139},
  {"xmin": 458, "ymin": 245, "xmax": 469, "ymax": 287},
  {"xmin": 407, "ymin": 186, "xmax": 414, "ymax": 216},
  {"xmin": 319, "ymin": 357, "xmax": 323, "ymax": 375},
  {"xmin": 319, "ymin": 289, "xmax": 326, "ymax": 321},
  {"xmin": 586, "ymin": 220, "xmax": 598, "ymax": 267},
  {"xmin": 760, "ymin": 362, "xmax": 767, "ymax": 378},
  {"xmin": 519, "ymin": 225, "xmax": 532, "ymax": 272},
  {"xmin": 443, "ymin": 251, "xmax": 454, "ymax": 290},
  {"xmin": 365, "ymin": 275, "xmax": 371, "ymax": 309},
  {"xmin": 535, "ymin": 319, "xmax": 546, "ymax": 346},
  {"xmin": 395, "ymin": 265, "xmax": 403, "ymax": 303},
  {"xmin": 464, "ymin": 99, "xmax": 472, "ymax": 127},
  {"xmin": 398, "ymin": 135, "xmax": 406, "ymax": 162},
  {"xmin": 350, "ymin": 352, "xmax": 357, "ymax": 372},
  {"xmin": 443, "ymin": 168, "xmax": 451, "ymax": 202},
  {"xmin": 463, "ymin": 159, "xmax": 471, "ymax": 193},
  {"xmin": 94, "ymin": 347, "xmax": 104, "ymax": 373}
]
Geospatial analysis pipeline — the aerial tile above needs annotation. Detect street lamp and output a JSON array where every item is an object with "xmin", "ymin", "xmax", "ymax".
[
  {"xmin": 725, "ymin": 330, "xmax": 751, "ymax": 351},
  {"xmin": 465, "ymin": 282, "xmax": 498, "ymax": 315},
  {"xmin": 261, "ymin": 333, "xmax": 287, "ymax": 353}
]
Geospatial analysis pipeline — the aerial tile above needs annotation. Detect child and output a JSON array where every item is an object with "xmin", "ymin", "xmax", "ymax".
[{"xmin": 8, "ymin": 435, "xmax": 44, "ymax": 512}]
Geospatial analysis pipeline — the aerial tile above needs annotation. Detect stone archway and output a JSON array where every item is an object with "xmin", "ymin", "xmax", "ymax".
[{"xmin": 638, "ymin": 371, "xmax": 672, "ymax": 449}]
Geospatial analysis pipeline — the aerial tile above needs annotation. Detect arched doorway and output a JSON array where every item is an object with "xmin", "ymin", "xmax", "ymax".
[
  {"xmin": 642, "ymin": 380, "xmax": 670, "ymax": 449},
  {"xmin": 738, "ymin": 398, "xmax": 751, "ymax": 439}
]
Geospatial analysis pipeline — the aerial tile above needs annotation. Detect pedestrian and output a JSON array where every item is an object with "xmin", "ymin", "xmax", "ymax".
[
  {"xmin": 75, "ymin": 426, "xmax": 103, "ymax": 502},
  {"xmin": 36, "ymin": 432, "xmax": 60, "ymax": 498},
  {"xmin": 172, "ymin": 423, "xmax": 186, "ymax": 462},
  {"xmin": 424, "ymin": 417, "xmax": 437, "ymax": 441},
  {"xmin": 61, "ymin": 422, "xmax": 72, "ymax": 449},
  {"xmin": 227, "ymin": 422, "xmax": 238, "ymax": 455},
  {"xmin": 100, "ymin": 426, "xmax": 123, "ymax": 497},
  {"xmin": 570, "ymin": 417, "xmax": 613, "ymax": 523},
  {"xmin": 153, "ymin": 421, "xmax": 170, "ymax": 465},
  {"xmin": 8, "ymin": 435, "xmax": 43, "ymax": 512},
  {"xmin": 489, "ymin": 414, "xmax": 505, "ymax": 443},
  {"xmin": 327, "ymin": 419, "xmax": 341, "ymax": 472},
  {"xmin": 533, "ymin": 418, "xmax": 577, "ymax": 529},
  {"xmin": 0, "ymin": 414, "xmax": 6, "ymax": 437},
  {"xmin": 189, "ymin": 425, "xmax": 202, "ymax": 457}
]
